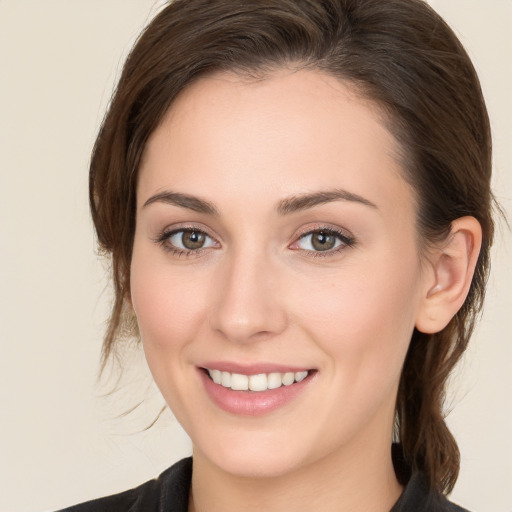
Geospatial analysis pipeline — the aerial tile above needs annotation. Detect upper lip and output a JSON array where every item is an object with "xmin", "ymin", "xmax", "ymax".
[{"xmin": 200, "ymin": 361, "xmax": 314, "ymax": 375}]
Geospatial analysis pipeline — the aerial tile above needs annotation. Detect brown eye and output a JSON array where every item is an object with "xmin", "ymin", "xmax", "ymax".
[
  {"xmin": 182, "ymin": 230, "xmax": 206, "ymax": 249},
  {"xmin": 311, "ymin": 231, "xmax": 337, "ymax": 251},
  {"xmin": 294, "ymin": 228, "xmax": 354, "ymax": 254},
  {"xmin": 167, "ymin": 229, "xmax": 217, "ymax": 251}
]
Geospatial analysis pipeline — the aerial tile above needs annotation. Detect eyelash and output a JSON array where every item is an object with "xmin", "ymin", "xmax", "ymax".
[
  {"xmin": 293, "ymin": 226, "xmax": 356, "ymax": 258},
  {"xmin": 154, "ymin": 226, "xmax": 216, "ymax": 258},
  {"xmin": 154, "ymin": 225, "xmax": 356, "ymax": 259}
]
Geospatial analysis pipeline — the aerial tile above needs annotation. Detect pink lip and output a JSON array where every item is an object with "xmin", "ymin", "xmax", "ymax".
[{"xmin": 198, "ymin": 366, "xmax": 316, "ymax": 416}]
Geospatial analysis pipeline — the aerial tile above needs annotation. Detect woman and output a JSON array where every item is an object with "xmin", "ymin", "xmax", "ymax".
[{"xmin": 60, "ymin": 0, "xmax": 495, "ymax": 510}]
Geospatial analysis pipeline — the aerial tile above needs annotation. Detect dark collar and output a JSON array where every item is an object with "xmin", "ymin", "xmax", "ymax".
[{"xmin": 390, "ymin": 444, "xmax": 468, "ymax": 512}]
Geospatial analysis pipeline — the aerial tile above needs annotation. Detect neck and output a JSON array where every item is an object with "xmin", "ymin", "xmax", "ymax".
[{"xmin": 189, "ymin": 435, "xmax": 402, "ymax": 512}]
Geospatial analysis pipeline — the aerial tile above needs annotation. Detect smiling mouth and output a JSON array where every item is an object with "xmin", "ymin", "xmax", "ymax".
[{"xmin": 202, "ymin": 368, "xmax": 314, "ymax": 392}]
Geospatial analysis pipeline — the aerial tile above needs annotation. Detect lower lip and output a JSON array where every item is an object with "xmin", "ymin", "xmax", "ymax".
[{"xmin": 198, "ymin": 369, "xmax": 315, "ymax": 416}]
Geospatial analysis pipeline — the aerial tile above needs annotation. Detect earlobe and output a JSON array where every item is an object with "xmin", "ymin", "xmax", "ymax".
[{"xmin": 415, "ymin": 216, "xmax": 482, "ymax": 334}]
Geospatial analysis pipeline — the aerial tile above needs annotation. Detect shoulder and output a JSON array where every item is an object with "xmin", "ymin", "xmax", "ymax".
[
  {"xmin": 56, "ymin": 457, "xmax": 192, "ymax": 512},
  {"xmin": 447, "ymin": 503, "xmax": 470, "ymax": 512},
  {"xmin": 391, "ymin": 445, "xmax": 470, "ymax": 512},
  {"xmin": 392, "ymin": 472, "xmax": 471, "ymax": 512}
]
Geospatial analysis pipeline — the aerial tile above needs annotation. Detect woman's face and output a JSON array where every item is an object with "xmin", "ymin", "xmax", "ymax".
[{"xmin": 131, "ymin": 69, "xmax": 430, "ymax": 477}]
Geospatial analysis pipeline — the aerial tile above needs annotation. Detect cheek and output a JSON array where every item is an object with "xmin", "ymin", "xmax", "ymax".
[
  {"xmin": 130, "ymin": 247, "xmax": 209, "ymax": 360},
  {"xmin": 291, "ymin": 254, "xmax": 421, "ymax": 383}
]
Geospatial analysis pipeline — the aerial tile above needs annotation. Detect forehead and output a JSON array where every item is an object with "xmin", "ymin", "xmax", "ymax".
[{"xmin": 138, "ymin": 68, "xmax": 414, "ymax": 220}]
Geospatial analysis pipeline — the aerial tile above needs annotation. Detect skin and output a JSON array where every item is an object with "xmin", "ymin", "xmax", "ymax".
[{"xmin": 130, "ymin": 69, "xmax": 479, "ymax": 512}]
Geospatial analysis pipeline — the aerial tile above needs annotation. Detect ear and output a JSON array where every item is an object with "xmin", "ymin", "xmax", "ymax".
[{"xmin": 415, "ymin": 216, "xmax": 482, "ymax": 334}]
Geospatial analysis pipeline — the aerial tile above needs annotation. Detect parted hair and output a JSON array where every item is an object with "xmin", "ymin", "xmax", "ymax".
[{"xmin": 90, "ymin": 0, "xmax": 494, "ymax": 495}]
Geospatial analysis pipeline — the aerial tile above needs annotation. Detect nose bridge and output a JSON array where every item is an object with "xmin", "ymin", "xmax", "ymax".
[{"xmin": 209, "ymin": 241, "xmax": 287, "ymax": 343}]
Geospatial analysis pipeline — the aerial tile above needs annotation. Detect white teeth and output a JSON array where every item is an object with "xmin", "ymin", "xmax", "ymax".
[
  {"xmin": 207, "ymin": 369, "xmax": 310, "ymax": 391},
  {"xmin": 231, "ymin": 373, "xmax": 249, "ymax": 391},
  {"xmin": 282, "ymin": 372, "xmax": 295, "ymax": 386},
  {"xmin": 295, "ymin": 371, "xmax": 308, "ymax": 383},
  {"xmin": 221, "ymin": 371, "xmax": 231, "ymax": 388},
  {"xmin": 211, "ymin": 369, "xmax": 222, "ymax": 384},
  {"xmin": 248, "ymin": 374, "xmax": 267, "ymax": 392},
  {"xmin": 267, "ymin": 372, "xmax": 282, "ymax": 390}
]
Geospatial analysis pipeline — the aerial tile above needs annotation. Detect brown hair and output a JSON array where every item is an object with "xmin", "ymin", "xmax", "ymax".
[{"xmin": 90, "ymin": 0, "xmax": 494, "ymax": 495}]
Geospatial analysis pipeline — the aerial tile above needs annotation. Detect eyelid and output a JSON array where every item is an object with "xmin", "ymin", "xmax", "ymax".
[
  {"xmin": 296, "ymin": 224, "xmax": 353, "ymax": 239},
  {"xmin": 153, "ymin": 222, "xmax": 218, "ymax": 241}
]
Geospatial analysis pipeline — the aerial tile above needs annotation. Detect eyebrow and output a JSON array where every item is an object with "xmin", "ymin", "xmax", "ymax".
[
  {"xmin": 142, "ymin": 188, "xmax": 377, "ymax": 215},
  {"xmin": 142, "ymin": 191, "xmax": 219, "ymax": 215},
  {"xmin": 276, "ymin": 189, "xmax": 378, "ymax": 215}
]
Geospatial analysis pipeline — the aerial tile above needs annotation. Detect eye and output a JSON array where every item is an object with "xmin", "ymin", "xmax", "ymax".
[
  {"xmin": 156, "ymin": 227, "xmax": 218, "ymax": 255},
  {"xmin": 169, "ymin": 229, "xmax": 216, "ymax": 250},
  {"xmin": 292, "ymin": 228, "xmax": 355, "ymax": 254}
]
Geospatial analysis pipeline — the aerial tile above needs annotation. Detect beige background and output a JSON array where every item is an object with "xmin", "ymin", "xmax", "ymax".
[{"xmin": 0, "ymin": 1, "xmax": 510, "ymax": 511}]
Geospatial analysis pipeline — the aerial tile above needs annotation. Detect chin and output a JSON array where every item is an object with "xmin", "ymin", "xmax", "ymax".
[
  {"xmin": 214, "ymin": 452, "xmax": 305, "ymax": 479},
  {"xmin": 192, "ymin": 432, "xmax": 303, "ymax": 479}
]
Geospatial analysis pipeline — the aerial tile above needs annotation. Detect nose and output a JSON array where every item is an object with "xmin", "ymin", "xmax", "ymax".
[{"xmin": 208, "ymin": 248, "xmax": 288, "ymax": 344}]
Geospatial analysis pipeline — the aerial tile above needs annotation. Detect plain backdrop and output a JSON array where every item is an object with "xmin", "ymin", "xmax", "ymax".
[{"xmin": 0, "ymin": 1, "xmax": 510, "ymax": 511}]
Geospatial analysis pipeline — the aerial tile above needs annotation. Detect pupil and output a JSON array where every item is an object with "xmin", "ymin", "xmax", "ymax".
[
  {"xmin": 312, "ymin": 232, "xmax": 335, "ymax": 251},
  {"xmin": 182, "ymin": 231, "xmax": 205, "ymax": 249}
]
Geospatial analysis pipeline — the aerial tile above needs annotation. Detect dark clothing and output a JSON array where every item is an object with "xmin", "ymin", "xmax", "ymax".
[
  {"xmin": 58, "ymin": 455, "xmax": 469, "ymax": 512},
  {"xmin": 58, "ymin": 458, "xmax": 192, "ymax": 512},
  {"xmin": 390, "ymin": 472, "xmax": 468, "ymax": 512}
]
